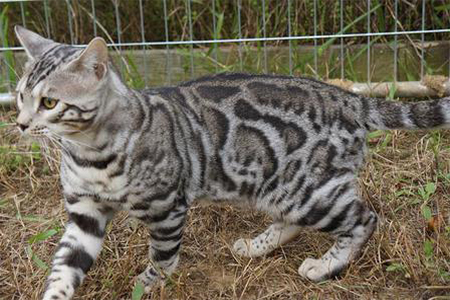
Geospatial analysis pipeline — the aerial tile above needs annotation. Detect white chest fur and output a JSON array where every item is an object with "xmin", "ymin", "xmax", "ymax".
[{"xmin": 61, "ymin": 157, "xmax": 129, "ymax": 200}]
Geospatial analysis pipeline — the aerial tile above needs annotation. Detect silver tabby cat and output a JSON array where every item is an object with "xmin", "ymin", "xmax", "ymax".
[{"xmin": 14, "ymin": 26, "xmax": 450, "ymax": 300}]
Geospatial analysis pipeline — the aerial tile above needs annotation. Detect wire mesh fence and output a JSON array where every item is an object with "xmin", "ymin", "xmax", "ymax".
[{"xmin": 1, "ymin": 0, "xmax": 450, "ymax": 105}]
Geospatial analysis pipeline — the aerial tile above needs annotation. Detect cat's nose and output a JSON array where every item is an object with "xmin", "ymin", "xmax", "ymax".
[{"xmin": 17, "ymin": 122, "xmax": 29, "ymax": 131}]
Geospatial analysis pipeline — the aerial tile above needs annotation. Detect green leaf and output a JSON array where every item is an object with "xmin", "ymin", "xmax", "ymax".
[
  {"xmin": 410, "ymin": 198, "xmax": 422, "ymax": 205},
  {"xmin": 132, "ymin": 282, "xmax": 145, "ymax": 300},
  {"xmin": 388, "ymin": 83, "xmax": 397, "ymax": 100},
  {"xmin": 32, "ymin": 253, "xmax": 49, "ymax": 270},
  {"xmin": 367, "ymin": 130, "xmax": 385, "ymax": 140},
  {"xmin": 386, "ymin": 262, "xmax": 404, "ymax": 273},
  {"xmin": 425, "ymin": 182, "xmax": 436, "ymax": 195},
  {"xmin": 394, "ymin": 189, "xmax": 414, "ymax": 197},
  {"xmin": 381, "ymin": 133, "xmax": 392, "ymax": 148},
  {"xmin": 422, "ymin": 205, "xmax": 432, "ymax": 221},
  {"xmin": 26, "ymin": 246, "xmax": 48, "ymax": 270},
  {"xmin": 424, "ymin": 239, "xmax": 434, "ymax": 259},
  {"xmin": 438, "ymin": 269, "xmax": 450, "ymax": 281},
  {"xmin": 0, "ymin": 5, "xmax": 17, "ymax": 85},
  {"xmin": 0, "ymin": 199, "xmax": 7, "ymax": 208},
  {"xmin": 28, "ymin": 229, "xmax": 58, "ymax": 244},
  {"xmin": 418, "ymin": 187, "xmax": 426, "ymax": 200},
  {"xmin": 31, "ymin": 142, "xmax": 40, "ymax": 152},
  {"xmin": 374, "ymin": 0, "xmax": 385, "ymax": 32},
  {"xmin": 215, "ymin": 12, "xmax": 224, "ymax": 40},
  {"xmin": 435, "ymin": 4, "xmax": 450, "ymax": 11},
  {"xmin": 21, "ymin": 214, "xmax": 49, "ymax": 223}
]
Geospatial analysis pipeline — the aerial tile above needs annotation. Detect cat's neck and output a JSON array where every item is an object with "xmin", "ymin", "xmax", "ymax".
[{"xmin": 60, "ymin": 67, "xmax": 132, "ymax": 155}]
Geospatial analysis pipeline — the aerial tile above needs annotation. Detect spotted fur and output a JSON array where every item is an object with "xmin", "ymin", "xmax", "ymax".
[{"xmin": 14, "ymin": 26, "xmax": 450, "ymax": 299}]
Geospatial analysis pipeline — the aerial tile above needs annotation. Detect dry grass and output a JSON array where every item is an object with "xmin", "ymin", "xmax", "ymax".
[{"xmin": 1, "ymin": 108, "xmax": 450, "ymax": 300}]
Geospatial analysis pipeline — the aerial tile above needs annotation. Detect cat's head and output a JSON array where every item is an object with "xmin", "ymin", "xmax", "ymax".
[{"xmin": 14, "ymin": 26, "xmax": 110, "ymax": 141}]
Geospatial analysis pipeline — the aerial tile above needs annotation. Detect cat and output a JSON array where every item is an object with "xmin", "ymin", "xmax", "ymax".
[{"xmin": 13, "ymin": 25, "xmax": 450, "ymax": 300}]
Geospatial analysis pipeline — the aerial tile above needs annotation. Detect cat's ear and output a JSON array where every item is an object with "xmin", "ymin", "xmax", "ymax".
[
  {"xmin": 15, "ymin": 25, "xmax": 56, "ymax": 60},
  {"xmin": 68, "ymin": 37, "xmax": 109, "ymax": 80}
]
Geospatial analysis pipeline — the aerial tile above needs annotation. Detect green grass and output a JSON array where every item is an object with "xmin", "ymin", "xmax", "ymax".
[
  {"xmin": 0, "ymin": 5, "xmax": 16, "ymax": 92},
  {"xmin": 1, "ymin": 1, "xmax": 449, "ymax": 87},
  {"xmin": 131, "ymin": 283, "xmax": 145, "ymax": 300}
]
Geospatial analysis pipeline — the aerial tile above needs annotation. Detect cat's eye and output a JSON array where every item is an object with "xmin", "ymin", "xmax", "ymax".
[{"xmin": 41, "ymin": 97, "xmax": 59, "ymax": 109}]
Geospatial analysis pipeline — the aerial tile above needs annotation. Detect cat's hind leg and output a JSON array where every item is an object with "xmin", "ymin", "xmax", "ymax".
[
  {"xmin": 233, "ymin": 222, "xmax": 301, "ymax": 257},
  {"xmin": 298, "ymin": 198, "xmax": 377, "ymax": 282}
]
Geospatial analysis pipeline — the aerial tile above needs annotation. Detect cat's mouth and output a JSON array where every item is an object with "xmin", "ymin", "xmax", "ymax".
[
  {"xmin": 17, "ymin": 126, "xmax": 62, "ymax": 147},
  {"xmin": 18, "ymin": 124, "xmax": 81, "ymax": 138},
  {"xmin": 17, "ymin": 124, "xmax": 46, "ymax": 137}
]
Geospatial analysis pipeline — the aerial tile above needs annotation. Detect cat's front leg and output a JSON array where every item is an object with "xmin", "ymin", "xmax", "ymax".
[
  {"xmin": 134, "ymin": 198, "xmax": 188, "ymax": 292},
  {"xmin": 42, "ymin": 195, "xmax": 114, "ymax": 300}
]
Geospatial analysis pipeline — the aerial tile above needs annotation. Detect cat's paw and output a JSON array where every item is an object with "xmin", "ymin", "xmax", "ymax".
[
  {"xmin": 42, "ymin": 277, "xmax": 74, "ymax": 300},
  {"xmin": 233, "ymin": 238, "xmax": 274, "ymax": 257},
  {"xmin": 136, "ymin": 267, "xmax": 162, "ymax": 293},
  {"xmin": 298, "ymin": 258, "xmax": 333, "ymax": 282},
  {"xmin": 43, "ymin": 292, "xmax": 70, "ymax": 300},
  {"xmin": 233, "ymin": 238, "xmax": 252, "ymax": 257},
  {"xmin": 43, "ymin": 288, "xmax": 72, "ymax": 300}
]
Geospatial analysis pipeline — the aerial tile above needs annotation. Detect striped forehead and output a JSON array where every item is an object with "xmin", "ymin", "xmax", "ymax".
[{"xmin": 25, "ymin": 44, "xmax": 81, "ymax": 90}]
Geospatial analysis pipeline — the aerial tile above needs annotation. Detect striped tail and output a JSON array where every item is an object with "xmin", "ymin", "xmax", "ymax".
[{"xmin": 365, "ymin": 97, "xmax": 450, "ymax": 130}]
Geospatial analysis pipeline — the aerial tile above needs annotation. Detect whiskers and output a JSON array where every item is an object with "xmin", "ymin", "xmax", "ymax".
[
  {"xmin": 46, "ymin": 134, "xmax": 70, "ymax": 155},
  {"xmin": 5, "ymin": 125, "xmax": 103, "ymax": 172},
  {"xmin": 34, "ymin": 136, "xmax": 61, "ymax": 170},
  {"xmin": 52, "ymin": 130, "xmax": 101, "ymax": 152}
]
